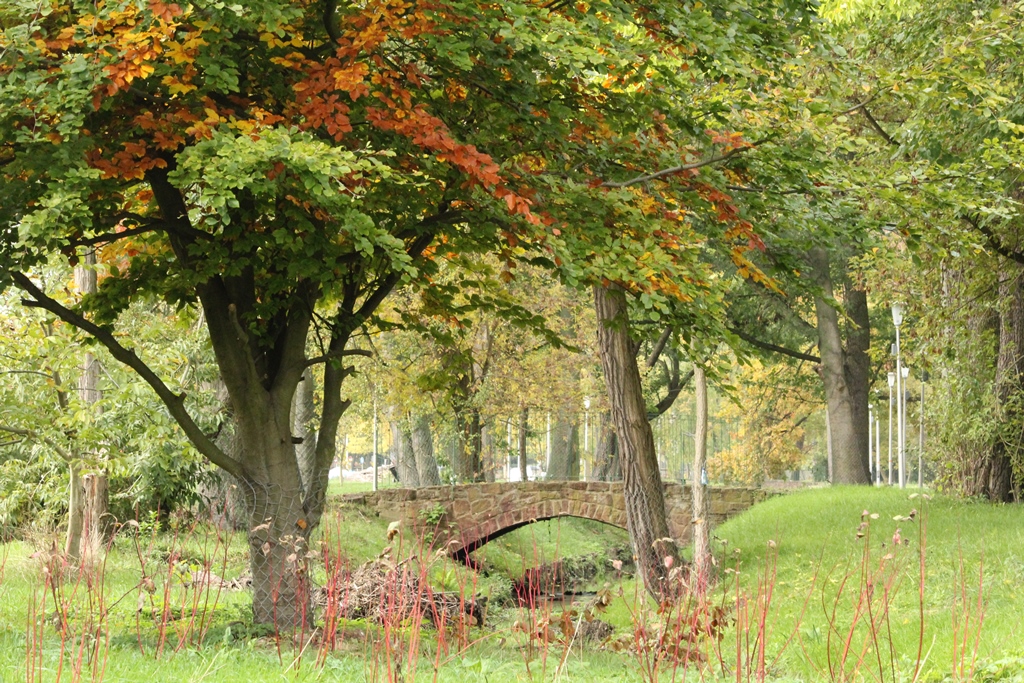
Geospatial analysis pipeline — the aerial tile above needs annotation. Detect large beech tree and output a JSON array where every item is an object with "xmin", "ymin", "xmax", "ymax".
[{"xmin": 0, "ymin": 0, "xmax": 681, "ymax": 623}]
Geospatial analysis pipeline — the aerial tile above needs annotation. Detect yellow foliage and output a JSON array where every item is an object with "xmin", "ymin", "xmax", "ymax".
[{"xmin": 709, "ymin": 359, "xmax": 818, "ymax": 484}]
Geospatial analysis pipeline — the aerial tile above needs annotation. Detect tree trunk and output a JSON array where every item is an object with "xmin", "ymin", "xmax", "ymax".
[
  {"xmin": 233, "ymin": 409, "xmax": 311, "ymax": 627},
  {"xmin": 844, "ymin": 279, "xmax": 872, "ymax": 475},
  {"xmin": 518, "ymin": 406, "xmax": 529, "ymax": 482},
  {"xmin": 389, "ymin": 412, "xmax": 420, "ymax": 487},
  {"xmin": 692, "ymin": 365, "xmax": 710, "ymax": 594},
  {"xmin": 200, "ymin": 381, "xmax": 249, "ymax": 531},
  {"xmin": 593, "ymin": 413, "xmax": 622, "ymax": 481},
  {"xmin": 990, "ymin": 261, "xmax": 1024, "ymax": 501},
  {"xmin": 293, "ymin": 368, "xmax": 318, "ymax": 498},
  {"xmin": 546, "ymin": 413, "xmax": 580, "ymax": 480},
  {"xmin": 594, "ymin": 284, "xmax": 679, "ymax": 599},
  {"xmin": 809, "ymin": 247, "xmax": 870, "ymax": 484},
  {"xmin": 481, "ymin": 421, "xmax": 496, "ymax": 482},
  {"xmin": 73, "ymin": 252, "xmax": 108, "ymax": 564},
  {"xmin": 64, "ymin": 465, "xmax": 85, "ymax": 563},
  {"xmin": 411, "ymin": 415, "xmax": 441, "ymax": 486},
  {"xmin": 82, "ymin": 472, "xmax": 108, "ymax": 561},
  {"xmin": 453, "ymin": 406, "xmax": 485, "ymax": 482}
]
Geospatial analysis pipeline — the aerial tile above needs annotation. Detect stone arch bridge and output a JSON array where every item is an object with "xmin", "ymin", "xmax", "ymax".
[{"xmin": 338, "ymin": 481, "xmax": 767, "ymax": 560}]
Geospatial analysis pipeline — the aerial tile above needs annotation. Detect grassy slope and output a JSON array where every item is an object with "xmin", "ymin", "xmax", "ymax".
[{"xmin": 715, "ymin": 486, "xmax": 1024, "ymax": 681}]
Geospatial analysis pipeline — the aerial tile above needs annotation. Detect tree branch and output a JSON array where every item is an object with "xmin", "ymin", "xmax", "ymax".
[
  {"xmin": 964, "ymin": 214, "xmax": 1024, "ymax": 266},
  {"xmin": 68, "ymin": 222, "xmax": 171, "ymax": 248},
  {"xmin": 646, "ymin": 326, "xmax": 673, "ymax": 369},
  {"xmin": 729, "ymin": 327, "xmax": 821, "ymax": 363},
  {"xmin": 649, "ymin": 367, "xmax": 694, "ymax": 419},
  {"xmin": 323, "ymin": 0, "xmax": 340, "ymax": 43},
  {"xmin": 860, "ymin": 107, "xmax": 898, "ymax": 147},
  {"xmin": 0, "ymin": 424, "xmax": 71, "ymax": 462},
  {"xmin": 304, "ymin": 348, "xmax": 373, "ymax": 367},
  {"xmin": 600, "ymin": 140, "xmax": 766, "ymax": 189},
  {"xmin": 12, "ymin": 273, "xmax": 244, "ymax": 478}
]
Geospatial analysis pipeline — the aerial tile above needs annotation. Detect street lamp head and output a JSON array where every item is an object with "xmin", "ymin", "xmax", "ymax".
[
  {"xmin": 902, "ymin": 367, "xmax": 910, "ymax": 379},
  {"xmin": 891, "ymin": 302, "xmax": 904, "ymax": 327},
  {"xmin": 584, "ymin": 397, "xmax": 591, "ymax": 411},
  {"xmin": 888, "ymin": 372, "xmax": 895, "ymax": 387}
]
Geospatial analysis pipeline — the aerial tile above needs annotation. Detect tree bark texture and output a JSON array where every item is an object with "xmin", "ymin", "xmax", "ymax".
[
  {"xmin": 594, "ymin": 284, "xmax": 679, "ymax": 599},
  {"xmin": 546, "ymin": 413, "xmax": 580, "ymax": 480},
  {"xmin": 481, "ymin": 422, "xmax": 496, "ymax": 482},
  {"xmin": 454, "ymin": 408, "xmax": 484, "ymax": 482},
  {"xmin": 518, "ymin": 406, "xmax": 529, "ymax": 482},
  {"xmin": 990, "ymin": 262, "xmax": 1024, "ymax": 501},
  {"xmin": 389, "ymin": 412, "xmax": 420, "ymax": 487},
  {"xmin": 411, "ymin": 415, "xmax": 441, "ymax": 486},
  {"xmin": 293, "ymin": 368, "xmax": 318, "ymax": 499},
  {"xmin": 692, "ymin": 365, "xmax": 711, "ymax": 594},
  {"xmin": 809, "ymin": 247, "xmax": 870, "ymax": 484},
  {"xmin": 593, "ymin": 413, "xmax": 622, "ymax": 481},
  {"xmin": 72, "ymin": 252, "xmax": 108, "ymax": 564},
  {"xmin": 64, "ymin": 465, "xmax": 85, "ymax": 563}
]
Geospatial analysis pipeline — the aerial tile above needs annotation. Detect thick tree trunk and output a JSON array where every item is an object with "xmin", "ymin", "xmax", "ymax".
[
  {"xmin": 594, "ymin": 284, "xmax": 679, "ymax": 599},
  {"xmin": 411, "ymin": 415, "xmax": 441, "ymax": 486},
  {"xmin": 844, "ymin": 281, "xmax": 872, "ymax": 473},
  {"xmin": 593, "ymin": 413, "xmax": 622, "ymax": 481},
  {"xmin": 809, "ymin": 248, "xmax": 870, "ymax": 484},
  {"xmin": 292, "ymin": 369, "xmax": 317, "ymax": 498},
  {"xmin": 389, "ymin": 412, "xmax": 420, "ymax": 487},
  {"xmin": 546, "ymin": 413, "xmax": 580, "ymax": 480},
  {"xmin": 234, "ymin": 409, "xmax": 311, "ymax": 627},
  {"xmin": 990, "ymin": 262, "xmax": 1024, "ymax": 501},
  {"xmin": 518, "ymin": 406, "xmax": 529, "ymax": 482},
  {"xmin": 692, "ymin": 365, "xmax": 710, "ymax": 594}
]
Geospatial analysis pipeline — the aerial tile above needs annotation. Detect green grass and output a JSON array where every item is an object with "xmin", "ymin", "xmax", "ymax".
[
  {"xmin": 325, "ymin": 478, "xmax": 403, "ymax": 497},
  {"xmin": 5, "ymin": 487, "xmax": 1024, "ymax": 682},
  {"xmin": 714, "ymin": 486, "xmax": 1024, "ymax": 681}
]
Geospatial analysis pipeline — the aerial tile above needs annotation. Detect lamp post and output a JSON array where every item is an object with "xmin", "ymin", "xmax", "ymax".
[
  {"xmin": 887, "ymin": 371, "xmax": 895, "ymax": 485},
  {"xmin": 372, "ymin": 392, "xmax": 379, "ymax": 492},
  {"xmin": 919, "ymin": 370, "xmax": 927, "ymax": 487},
  {"xmin": 868, "ymin": 405, "xmax": 874, "ymax": 484},
  {"xmin": 583, "ymin": 397, "xmax": 591, "ymax": 480},
  {"xmin": 875, "ymin": 409, "xmax": 881, "ymax": 486},
  {"xmin": 902, "ymin": 365, "xmax": 910, "ymax": 489},
  {"xmin": 892, "ymin": 303, "xmax": 905, "ymax": 488}
]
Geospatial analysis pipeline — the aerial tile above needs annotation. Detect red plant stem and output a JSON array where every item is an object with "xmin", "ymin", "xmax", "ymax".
[{"xmin": 912, "ymin": 507, "xmax": 927, "ymax": 682}]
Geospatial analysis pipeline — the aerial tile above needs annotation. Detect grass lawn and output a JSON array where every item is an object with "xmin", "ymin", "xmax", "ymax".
[
  {"xmin": 3, "ymin": 487, "xmax": 1024, "ymax": 682},
  {"xmin": 715, "ymin": 486, "xmax": 1024, "ymax": 681}
]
